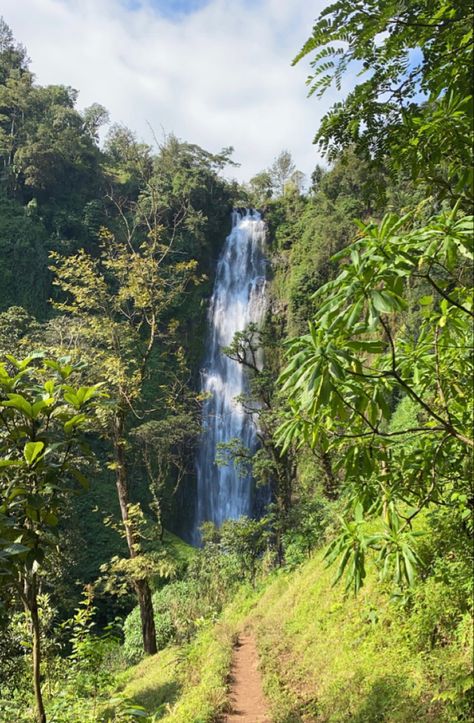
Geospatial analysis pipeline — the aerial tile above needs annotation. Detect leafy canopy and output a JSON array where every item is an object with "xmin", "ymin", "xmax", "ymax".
[
  {"xmin": 278, "ymin": 207, "xmax": 473, "ymax": 591},
  {"xmin": 294, "ymin": 0, "xmax": 474, "ymax": 203},
  {"xmin": 0, "ymin": 354, "xmax": 103, "ymax": 583}
]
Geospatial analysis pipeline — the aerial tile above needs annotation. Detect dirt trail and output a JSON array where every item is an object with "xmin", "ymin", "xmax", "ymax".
[{"xmin": 224, "ymin": 633, "xmax": 271, "ymax": 723}]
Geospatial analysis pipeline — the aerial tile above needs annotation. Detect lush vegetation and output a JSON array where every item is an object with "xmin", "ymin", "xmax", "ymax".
[{"xmin": 0, "ymin": 1, "xmax": 472, "ymax": 720}]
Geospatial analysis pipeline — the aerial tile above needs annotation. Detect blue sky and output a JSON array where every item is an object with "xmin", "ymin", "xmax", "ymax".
[
  {"xmin": 125, "ymin": 0, "xmax": 211, "ymax": 19},
  {"xmin": 2, "ymin": 0, "xmax": 349, "ymax": 183}
]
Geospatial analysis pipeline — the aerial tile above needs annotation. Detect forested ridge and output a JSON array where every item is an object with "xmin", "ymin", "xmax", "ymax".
[{"xmin": 0, "ymin": 2, "xmax": 472, "ymax": 721}]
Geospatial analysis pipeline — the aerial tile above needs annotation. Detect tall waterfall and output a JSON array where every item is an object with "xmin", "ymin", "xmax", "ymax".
[{"xmin": 193, "ymin": 209, "xmax": 267, "ymax": 542}]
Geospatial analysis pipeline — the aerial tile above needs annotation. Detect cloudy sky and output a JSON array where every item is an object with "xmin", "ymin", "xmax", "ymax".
[{"xmin": 1, "ymin": 0, "xmax": 348, "ymax": 183}]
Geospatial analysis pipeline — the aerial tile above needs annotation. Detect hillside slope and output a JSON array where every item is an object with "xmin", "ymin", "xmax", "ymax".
[{"xmin": 113, "ymin": 547, "xmax": 472, "ymax": 722}]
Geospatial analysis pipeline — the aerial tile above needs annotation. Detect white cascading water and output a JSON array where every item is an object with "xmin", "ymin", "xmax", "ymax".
[{"xmin": 192, "ymin": 209, "xmax": 267, "ymax": 542}]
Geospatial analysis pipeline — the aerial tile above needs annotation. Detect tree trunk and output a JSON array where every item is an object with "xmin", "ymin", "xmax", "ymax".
[
  {"xmin": 321, "ymin": 450, "xmax": 338, "ymax": 500},
  {"xmin": 113, "ymin": 413, "xmax": 157, "ymax": 655},
  {"xmin": 135, "ymin": 578, "xmax": 157, "ymax": 655},
  {"xmin": 268, "ymin": 447, "xmax": 294, "ymax": 567},
  {"xmin": 27, "ymin": 575, "xmax": 46, "ymax": 723}
]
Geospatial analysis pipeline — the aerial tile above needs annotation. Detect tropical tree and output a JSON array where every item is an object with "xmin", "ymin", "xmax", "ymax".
[
  {"xmin": 82, "ymin": 102, "xmax": 110, "ymax": 142},
  {"xmin": 248, "ymin": 170, "xmax": 274, "ymax": 205},
  {"xmin": 49, "ymin": 223, "xmax": 198, "ymax": 655},
  {"xmin": 0, "ymin": 17, "xmax": 29, "ymax": 84},
  {"xmin": 223, "ymin": 323, "xmax": 296, "ymax": 562},
  {"xmin": 270, "ymin": 150, "xmax": 297, "ymax": 196},
  {"xmin": 0, "ymin": 355, "xmax": 102, "ymax": 722},
  {"xmin": 294, "ymin": 0, "xmax": 474, "ymax": 204},
  {"xmin": 278, "ymin": 207, "xmax": 473, "ymax": 590},
  {"xmin": 220, "ymin": 516, "xmax": 270, "ymax": 585},
  {"xmin": 277, "ymin": 0, "xmax": 474, "ymax": 594}
]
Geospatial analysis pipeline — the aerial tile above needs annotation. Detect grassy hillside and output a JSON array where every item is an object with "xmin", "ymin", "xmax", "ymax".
[
  {"xmin": 253, "ymin": 557, "xmax": 472, "ymax": 722},
  {"xmin": 107, "ymin": 546, "xmax": 472, "ymax": 722}
]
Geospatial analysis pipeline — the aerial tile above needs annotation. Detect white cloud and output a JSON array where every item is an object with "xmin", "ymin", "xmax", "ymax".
[{"xmin": 2, "ymin": 0, "xmax": 351, "ymax": 182}]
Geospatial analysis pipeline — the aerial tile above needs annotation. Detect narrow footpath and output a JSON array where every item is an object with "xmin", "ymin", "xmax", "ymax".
[{"xmin": 224, "ymin": 633, "xmax": 271, "ymax": 723}]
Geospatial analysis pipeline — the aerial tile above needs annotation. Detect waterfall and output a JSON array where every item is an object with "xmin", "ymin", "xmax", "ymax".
[{"xmin": 192, "ymin": 209, "xmax": 267, "ymax": 542}]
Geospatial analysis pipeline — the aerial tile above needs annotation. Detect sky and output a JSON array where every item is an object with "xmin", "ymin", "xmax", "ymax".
[{"xmin": 1, "ymin": 0, "xmax": 352, "ymax": 183}]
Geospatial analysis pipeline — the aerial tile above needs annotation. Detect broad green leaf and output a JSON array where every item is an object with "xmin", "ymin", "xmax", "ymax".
[
  {"xmin": 2, "ymin": 394, "xmax": 34, "ymax": 418},
  {"xmin": 64, "ymin": 414, "xmax": 87, "ymax": 434},
  {"xmin": 23, "ymin": 442, "xmax": 45, "ymax": 466}
]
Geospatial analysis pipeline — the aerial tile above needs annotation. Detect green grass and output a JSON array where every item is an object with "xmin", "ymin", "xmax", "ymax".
[
  {"xmin": 104, "ymin": 553, "xmax": 472, "ymax": 722},
  {"xmin": 106, "ymin": 586, "xmax": 259, "ymax": 721},
  {"xmin": 114, "ymin": 646, "xmax": 182, "ymax": 714},
  {"xmin": 252, "ymin": 552, "xmax": 472, "ymax": 722},
  {"xmin": 106, "ymin": 630, "xmax": 230, "ymax": 722},
  {"xmin": 161, "ymin": 623, "xmax": 233, "ymax": 722}
]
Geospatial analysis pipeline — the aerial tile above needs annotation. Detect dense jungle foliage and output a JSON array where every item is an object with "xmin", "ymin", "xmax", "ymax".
[{"xmin": 0, "ymin": 1, "xmax": 472, "ymax": 720}]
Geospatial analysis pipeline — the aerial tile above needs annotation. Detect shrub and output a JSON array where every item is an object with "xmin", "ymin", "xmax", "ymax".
[{"xmin": 123, "ymin": 580, "xmax": 205, "ymax": 664}]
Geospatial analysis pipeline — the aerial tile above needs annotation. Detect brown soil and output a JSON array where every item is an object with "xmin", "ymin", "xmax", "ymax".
[{"xmin": 224, "ymin": 633, "xmax": 271, "ymax": 723}]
